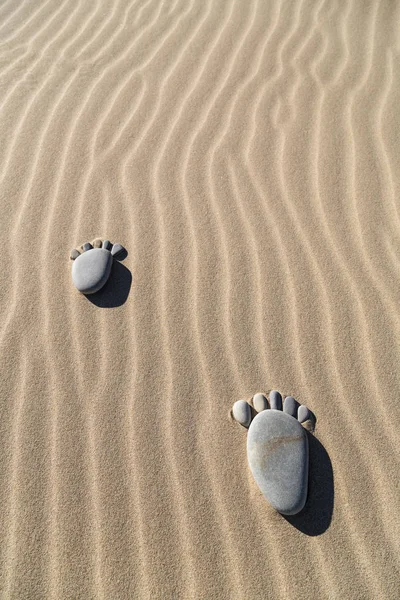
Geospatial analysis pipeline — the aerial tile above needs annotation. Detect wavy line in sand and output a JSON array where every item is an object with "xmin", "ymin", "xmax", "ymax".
[
  {"xmin": 233, "ymin": 5, "xmax": 398, "ymax": 596},
  {"xmin": 148, "ymin": 0, "xmax": 236, "ymax": 593},
  {"xmin": 169, "ymin": 0, "xmax": 304, "ymax": 596},
  {"xmin": 245, "ymin": 2, "xmax": 400, "ymax": 590}
]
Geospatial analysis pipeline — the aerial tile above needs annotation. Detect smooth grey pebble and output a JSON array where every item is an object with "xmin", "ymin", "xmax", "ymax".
[
  {"xmin": 283, "ymin": 396, "xmax": 299, "ymax": 417},
  {"xmin": 247, "ymin": 410, "xmax": 309, "ymax": 515},
  {"xmin": 253, "ymin": 393, "xmax": 268, "ymax": 413},
  {"xmin": 269, "ymin": 390, "xmax": 282, "ymax": 411},
  {"xmin": 72, "ymin": 248, "xmax": 113, "ymax": 294},
  {"xmin": 298, "ymin": 405, "xmax": 311, "ymax": 423},
  {"xmin": 70, "ymin": 249, "xmax": 80, "ymax": 260},
  {"xmin": 111, "ymin": 243, "xmax": 125, "ymax": 258},
  {"xmin": 232, "ymin": 400, "xmax": 251, "ymax": 428},
  {"xmin": 83, "ymin": 242, "xmax": 93, "ymax": 252},
  {"xmin": 103, "ymin": 240, "xmax": 112, "ymax": 250}
]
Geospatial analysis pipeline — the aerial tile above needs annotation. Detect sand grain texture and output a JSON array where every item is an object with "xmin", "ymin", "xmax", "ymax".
[{"xmin": 0, "ymin": 0, "xmax": 400, "ymax": 598}]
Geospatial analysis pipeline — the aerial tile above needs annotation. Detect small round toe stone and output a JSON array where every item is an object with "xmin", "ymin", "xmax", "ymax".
[
  {"xmin": 93, "ymin": 238, "xmax": 102, "ymax": 248},
  {"xmin": 298, "ymin": 405, "xmax": 311, "ymax": 423},
  {"xmin": 103, "ymin": 240, "xmax": 112, "ymax": 250},
  {"xmin": 269, "ymin": 390, "xmax": 283, "ymax": 411},
  {"xmin": 283, "ymin": 396, "xmax": 300, "ymax": 417},
  {"xmin": 253, "ymin": 393, "xmax": 268, "ymax": 413},
  {"xmin": 111, "ymin": 243, "xmax": 125, "ymax": 258},
  {"xmin": 70, "ymin": 249, "xmax": 80, "ymax": 260},
  {"xmin": 83, "ymin": 242, "xmax": 93, "ymax": 252},
  {"xmin": 232, "ymin": 400, "xmax": 251, "ymax": 428}
]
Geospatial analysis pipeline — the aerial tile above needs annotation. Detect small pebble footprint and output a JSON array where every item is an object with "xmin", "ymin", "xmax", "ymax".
[
  {"xmin": 232, "ymin": 391, "xmax": 316, "ymax": 515},
  {"xmin": 70, "ymin": 238, "xmax": 126, "ymax": 295}
]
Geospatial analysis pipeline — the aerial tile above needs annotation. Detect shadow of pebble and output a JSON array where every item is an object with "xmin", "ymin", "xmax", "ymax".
[
  {"xmin": 87, "ymin": 261, "xmax": 132, "ymax": 308},
  {"xmin": 284, "ymin": 433, "xmax": 334, "ymax": 536}
]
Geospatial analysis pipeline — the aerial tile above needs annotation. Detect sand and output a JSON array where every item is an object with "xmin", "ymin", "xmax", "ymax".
[{"xmin": 0, "ymin": 0, "xmax": 400, "ymax": 598}]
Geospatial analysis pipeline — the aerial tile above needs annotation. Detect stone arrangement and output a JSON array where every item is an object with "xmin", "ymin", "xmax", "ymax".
[
  {"xmin": 70, "ymin": 238, "xmax": 126, "ymax": 295},
  {"xmin": 232, "ymin": 391, "xmax": 315, "ymax": 516}
]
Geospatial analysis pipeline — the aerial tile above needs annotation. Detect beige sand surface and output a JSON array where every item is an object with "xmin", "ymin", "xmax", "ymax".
[{"xmin": 1, "ymin": 0, "xmax": 400, "ymax": 598}]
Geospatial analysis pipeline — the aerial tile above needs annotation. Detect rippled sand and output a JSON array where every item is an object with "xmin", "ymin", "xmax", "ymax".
[{"xmin": 0, "ymin": 0, "xmax": 400, "ymax": 598}]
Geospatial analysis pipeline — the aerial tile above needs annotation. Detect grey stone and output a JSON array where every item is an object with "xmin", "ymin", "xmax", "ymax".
[
  {"xmin": 232, "ymin": 400, "xmax": 251, "ymax": 428},
  {"xmin": 102, "ymin": 240, "xmax": 112, "ymax": 250},
  {"xmin": 253, "ymin": 393, "xmax": 268, "ymax": 413},
  {"xmin": 247, "ymin": 409, "xmax": 309, "ymax": 515},
  {"xmin": 93, "ymin": 238, "xmax": 102, "ymax": 248},
  {"xmin": 283, "ymin": 396, "xmax": 299, "ymax": 417},
  {"xmin": 72, "ymin": 248, "xmax": 113, "ymax": 294},
  {"xmin": 83, "ymin": 242, "xmax": 93, "ymax": 252},
  {"xmin": 70, "ymin": 249, "xmax": 80, "ymax": 260},
  {"xmin": 298, "ymin": 405, "xmax": 311, "ymax": 423},
  {"xmin": 269, "ymin": 390, "xmax": 282, "ymax": 411},
  {"xmin": 111, "ymin": 243, "xmax": 125, "ymax": 259}
]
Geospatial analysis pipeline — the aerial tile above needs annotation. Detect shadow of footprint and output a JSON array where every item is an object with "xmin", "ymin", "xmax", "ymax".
[
  {"xmin": 87, "ymin": 260, "xmax": 132, "ymax": 308},
  {"xmin": 284, "ymin": 433, "xmax": 334, "ymax": 536}
]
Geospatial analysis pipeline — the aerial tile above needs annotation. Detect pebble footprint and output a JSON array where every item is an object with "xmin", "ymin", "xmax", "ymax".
[
  {"xmin": 70, "ymin": 238, "xmax": 126, "ymax": 295},
  {"xmin": 232, "ymin": 391, "xmax": 316, "ymax": 515}
]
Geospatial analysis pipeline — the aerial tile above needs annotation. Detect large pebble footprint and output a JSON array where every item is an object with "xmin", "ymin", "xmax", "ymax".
[
  {"xmin": 70, "ymin": 238, "xmax": 126, "ymax": 294},
  {"xmin": 232, "ymin": 391, "xmax": 316, "ymax": 515}
]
